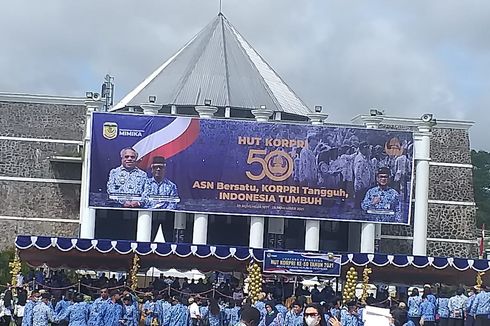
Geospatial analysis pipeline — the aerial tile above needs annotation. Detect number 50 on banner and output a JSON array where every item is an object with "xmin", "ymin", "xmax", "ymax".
[{"xmin": 245, "ymin": 149, "xmax": 294, "ymax": 182}]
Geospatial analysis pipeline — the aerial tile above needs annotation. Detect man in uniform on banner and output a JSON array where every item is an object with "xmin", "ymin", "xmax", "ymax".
[
  {"xmin": 361, "ymin": 167, "xmax": 400, "ymax": 220},
  {"xmin": 299, "ymin": 133, "xmax": 319, "ymax": 186},
  {"xmin": 354, "ymin": 141, "xmax": 373, "ymax": 207},
  {"xmin": 142, "ymin": 156, "xmax": 179, "ymax": 210},
  {"xmin": 107, "ymin": 147, "xmax": 147, "ymax": 208}
]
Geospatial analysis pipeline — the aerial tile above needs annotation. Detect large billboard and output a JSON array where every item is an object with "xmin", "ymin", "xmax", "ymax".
[{"xmin": 89, "ymin": 112, "xmax": 413, "ymax": 224}]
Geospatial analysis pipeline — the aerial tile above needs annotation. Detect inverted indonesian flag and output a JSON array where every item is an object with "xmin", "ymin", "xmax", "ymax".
[{"xmin": 133, "ymin": 117, "xmax": 200, "ymax": 170}]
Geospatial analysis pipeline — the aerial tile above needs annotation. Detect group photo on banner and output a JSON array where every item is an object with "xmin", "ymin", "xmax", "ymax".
[{"xmin": 89, "ymin": 113, "xmax": 414, "ymax": 224}]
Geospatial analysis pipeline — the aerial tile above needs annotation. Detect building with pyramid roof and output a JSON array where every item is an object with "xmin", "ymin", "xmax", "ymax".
[
  {"xmin": 112, "ymin": 13, "xmax": 311, "ymax": 120},
  {"xmin": 0, "ymin": 13, "xmax": 479, "ymax": 268}
]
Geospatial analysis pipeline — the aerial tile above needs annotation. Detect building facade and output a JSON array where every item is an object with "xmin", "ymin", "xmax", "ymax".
[
  {"xmin": 0, "ymin": 93, "xmax": 478, "ymax": 257},
  {"xmin": 0, "ymin": 13, "xmax": 478, "ymax": 257}
]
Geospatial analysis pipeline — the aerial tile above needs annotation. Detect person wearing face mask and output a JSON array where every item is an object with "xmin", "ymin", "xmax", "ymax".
[
  {"xmin": 259, "ymin": 302, "xmax": 283, "ymax": 326},
  {"xmin": 303, "ymin": 304, "xmax": 325, "ymax": 326}
]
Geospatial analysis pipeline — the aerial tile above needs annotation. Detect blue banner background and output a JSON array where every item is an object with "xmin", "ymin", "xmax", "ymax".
[{"xmin": 89, "ymin": 112, "xmax": 413, "ymax": 224}]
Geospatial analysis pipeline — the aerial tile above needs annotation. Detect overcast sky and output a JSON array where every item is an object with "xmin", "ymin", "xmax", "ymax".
[{"xmin": 2, "ymin": 1, "xmax": 489, "ymax": 150}]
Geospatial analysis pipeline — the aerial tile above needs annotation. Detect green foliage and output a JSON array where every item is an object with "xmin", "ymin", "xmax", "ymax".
[
  {"xmin": 0, "ymin": 249, "xmax": 30, "ymax": 287},
  {"xmin": 0, "ymin": 249, "xmax": 14, "ymax": 286},
  {"xmin": 471, "ymin": 150, "xmax": 490, "ymax": 228}
]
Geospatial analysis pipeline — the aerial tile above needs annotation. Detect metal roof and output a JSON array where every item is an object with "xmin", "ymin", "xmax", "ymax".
[{"xmin": 112, "ymin": 13, "xmax": 311, "ymax": 116}]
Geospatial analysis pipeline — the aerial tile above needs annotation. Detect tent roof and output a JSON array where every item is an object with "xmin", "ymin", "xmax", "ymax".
[
  {"xmin": 112, "ymin": 13, "xmax": 311, "ymax": 116},
  {"xmin": 15, "ymin": 236, "xmax": 490, "ymax": 285}
]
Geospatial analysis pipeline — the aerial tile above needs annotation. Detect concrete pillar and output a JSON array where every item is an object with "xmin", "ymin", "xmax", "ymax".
[
  {"xmin": 79, "ymin": 209, "xmax": 96, "ymax": 239},
  {"xmin": 195, "ymin": 104, "xmax": 218, "ymax": 119},
  {"xmin": 191, "ymin": 103, "xmax": 218, "ymax": 244},
  {"xmin": 136, "ymin": 210, "xmax": 152, "ymax": 242},
  {"xmin": 170, "ymin": 105, "xmax": 177, "ymax": 115},
  {"xmin": 192, "ymin": 213, "xmax": 208, "ymax": 245},
  {"xmin": 360, "ymin": 223, "xmax": 376, "ymax": 253},
  {"xmin": 251, "ymin": 106, "xmax": 273, "ymax": 123},
  {"xmin": 358, "ymin": 115, "xmax": 383, "ymax": 253},
  {"xmin": 305, "ymin": 220, "xmax": 320, "ymax": 251},
  {"xmin": 79, "ymin": 95, "xmax": 103, "ymax": 239},
  {"xmin": 412, "ymin": 117, "xmax": 435, "ymax": 255},
  {"xmin": 247, "ymin": 107, "xmax": 273, "ymax": 249},
  {"xmin": 304, "ymin": 109, "xmax": 329, "ymax": 251},
  {"xmin": 249, "ymin": 216, "xmax": 265, "ymax": 248}
]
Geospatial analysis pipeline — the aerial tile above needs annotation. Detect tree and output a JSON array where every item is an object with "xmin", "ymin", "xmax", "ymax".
[
  {"xmin": 0, "ymin": 249, "xmax": 30, "ymax": 287},
  {"xmin": 471, "ymin": 150, "xmax": 490, "ymax": 228}
]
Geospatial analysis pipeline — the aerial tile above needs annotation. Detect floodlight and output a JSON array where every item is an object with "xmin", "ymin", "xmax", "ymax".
[{"xmin": 421, "ymin": 113, "xmax": 434, "ymax": 122}]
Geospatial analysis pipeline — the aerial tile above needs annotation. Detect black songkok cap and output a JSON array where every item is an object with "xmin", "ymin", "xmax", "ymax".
[
  {"xmin": 152, "ymin": 156, "xmax": 166, "ymax": 165},
  {"xmin": 377, "ymin": 167, "xmax": 390, "ymax": 176}
]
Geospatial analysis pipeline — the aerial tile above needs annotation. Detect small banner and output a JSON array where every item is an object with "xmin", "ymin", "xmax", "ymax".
[{"xmin": 263, "ymin": 250, "xmax": 342, "ymax": 276}]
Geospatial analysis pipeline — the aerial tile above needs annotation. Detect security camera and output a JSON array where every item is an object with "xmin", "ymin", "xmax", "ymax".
[
  {"xmin": 314, "ymin": 105, "xmax": 322, "ymax": 113},
  {"xmin": 148, "ymin": 95, "xmax": 157, "ymax": 103},
  {"xmin": 421, "ymin": 113, "xmax": 433, "ymax": 122},
  {"xmin": 85, "ymin": 91, "xmax": 93, "ymax": 99},
  {"xmin": 92, "ymin": 92, "xmax": 101, "ymax": 101},
  {"xmin": 204, "ymin": 99, "xmax": 212, "ymax": 106}
]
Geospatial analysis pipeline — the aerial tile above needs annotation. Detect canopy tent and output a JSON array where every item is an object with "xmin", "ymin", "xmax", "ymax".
[{"xmin": 15, "ymin": 236, "xmax": 490, "ymax": 285}]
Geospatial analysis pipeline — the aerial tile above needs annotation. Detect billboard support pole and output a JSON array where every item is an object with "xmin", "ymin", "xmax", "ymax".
[
  {"xmin": 412, "ymin": 118, "xmax": 435, "ymax": 256},
  {"xmin": 79, "ymin": 96, "xmax": 103, "ymax": 239},
  {"xmin": 249, "ymin": 107, "xmax": 273, "ymax": 249},
  {"xmin": 359, "ymin": 115, "xmax": 383, "ymax": 253},
  {"xmin": 193, "ymin": 104, "xmax": 218, "ymax": 245},
  {"xmin": 305, "ymin": 110, "xmax": 329, "ymax": 251}
]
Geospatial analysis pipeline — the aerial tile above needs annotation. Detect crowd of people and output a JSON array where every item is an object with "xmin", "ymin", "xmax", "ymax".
[
  {"xmin": 1, "ymin": 281, "xmax": 489, "ymax": 326},
  {"xmin": 291, "ymin": 130, "xmax": 412, "ymax": 204}
]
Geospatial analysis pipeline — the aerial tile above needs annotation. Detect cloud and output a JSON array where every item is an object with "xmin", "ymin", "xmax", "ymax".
[{"xmin": 1, "ymin": 0, "xmax": 489, "ymax": 150}]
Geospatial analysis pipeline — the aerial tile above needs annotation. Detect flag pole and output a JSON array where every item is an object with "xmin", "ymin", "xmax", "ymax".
[{"xmin": 479, "ymin": 224, "xmax": 485, "ymax": 259}]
